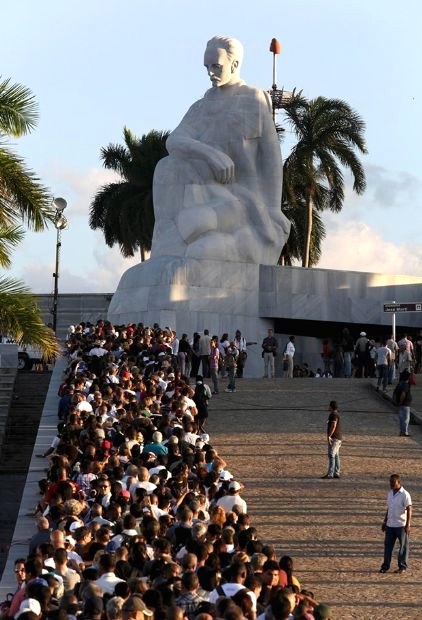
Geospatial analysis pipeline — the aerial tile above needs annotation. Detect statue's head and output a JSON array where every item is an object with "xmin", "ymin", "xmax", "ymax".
[{"xmin": 204, "ymin": 35, "xmax": 244, "ymax": 88}]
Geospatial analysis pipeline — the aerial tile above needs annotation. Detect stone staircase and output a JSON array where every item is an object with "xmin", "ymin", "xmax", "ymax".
[
  {"xmin": 36, "ymin": 293, "xmax": 112, "ymax": 339},
  {"xmin": 0, "ymin": 368, "xmax": 17, "ymax": 449},
  {"xmin": 0, "ymin": 371, "xmax": 52, "ymax": 575}
]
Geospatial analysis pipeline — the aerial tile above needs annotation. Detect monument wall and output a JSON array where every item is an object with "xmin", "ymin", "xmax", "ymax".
[{"xmin": 108, "ymin": 263, "xmax": 422, "ymax": 377}]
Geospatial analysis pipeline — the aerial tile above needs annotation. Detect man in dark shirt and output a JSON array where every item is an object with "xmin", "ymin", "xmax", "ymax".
[
  {"xmin": 321, "ymin": 400, "xmax": 342, "ymax": 479},
  {"xmin": 396, "ymin": 370, "xmax": 413, "ymax": 436},
  {"xmin": 262, "ymin": 328, "xmax": 278, "ymax": 379}
]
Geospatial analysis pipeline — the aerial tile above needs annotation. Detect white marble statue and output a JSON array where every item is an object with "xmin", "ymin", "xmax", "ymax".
[{"xmin": 151, "ymin": 35, "xmax": 290, "ymax": 265}]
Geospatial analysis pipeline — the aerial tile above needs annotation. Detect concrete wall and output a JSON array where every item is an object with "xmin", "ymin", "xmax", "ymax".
[
  {"xmin": 29, "ymin": 264, "xmax": 422, "ymax": 377},
  {"xmin": 35, "ymin": 293, "xmax": 112, "ymax": 338},
  {"xmin": 260, "ymin": 265, "xmax": 422, "ymax": 327}
]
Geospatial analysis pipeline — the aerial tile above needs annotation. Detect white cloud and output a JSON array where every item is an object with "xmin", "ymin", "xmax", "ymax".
[
  {"xmin": 319, "ymin": 220, "xmax": 422, "ymax": 276},
  {"xmin": 52, "ymin": 167, "xmax": 120, "ymax": 216},
  {"xmin": 365, "ymin": 164, "xmax": 422, "ymax": 209},
  {"xmin": 22, "ymin": 240, "xmax": 140, "ymax": 293}
]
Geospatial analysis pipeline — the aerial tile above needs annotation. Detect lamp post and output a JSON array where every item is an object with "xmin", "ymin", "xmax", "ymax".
[
  {"xmin": 52, "ymin": 197, "xmax": 67, "ymax": 334},
  {"xmin": 268, "ymin": 37, "xmax": 292, "ymax": 127}
]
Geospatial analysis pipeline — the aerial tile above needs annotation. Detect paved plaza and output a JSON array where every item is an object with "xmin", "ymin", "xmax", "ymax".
[
  {"xmin": 2, "ymin": 372, "xmax": 422, "ymax": 618},
  {"xmin": 208, "ymin": 378, "xmax": 422, "ymax": 619}
]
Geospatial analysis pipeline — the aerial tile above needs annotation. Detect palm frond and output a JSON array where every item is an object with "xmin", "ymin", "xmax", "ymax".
[
  {"xmin": 0, "ymin": 146, "xmax": 53, "ymax": 230},
  {"xmin": 0, "ymin": 77, "xmax": 38, "ymax": 137},
  {"xmin": 0, "ymin": 225, "xmax": 24, "ymax": 267},
  {"xmin": 0, "ymin": 276, "xmax": 60, "ymax": 358}
]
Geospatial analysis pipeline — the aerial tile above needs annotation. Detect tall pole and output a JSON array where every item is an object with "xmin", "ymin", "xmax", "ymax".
[
  {"xmin": 392, "ymin": 310, "xmax": 396, "ymax": 343},
  {"xmin": 392, "ymin": 302, "xmax": 396, "ymax": 381},
  {"xmin": 51, "ymin": 197, "xmax": 67, "ymax": 335},
  {"xmin": 52, "ymin": 226, "xmax": 62, "ymax": 334},
  {"xmin": 269, "ymin": 38, "xmax": 281, "ymax": 122}
]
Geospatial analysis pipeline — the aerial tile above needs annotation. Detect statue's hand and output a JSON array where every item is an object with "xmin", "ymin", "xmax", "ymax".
[{"xmin": 208, "ymin": 151, "xmax": 235, "ymax": 184}]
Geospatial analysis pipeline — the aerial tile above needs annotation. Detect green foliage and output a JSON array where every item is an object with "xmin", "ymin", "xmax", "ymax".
[
  {"xmin": 0, "ymin": 76, "xmax": 54, "ymax": 231},
  {"xmin": 0, "ymin": 77, "xmax": 58, "ymax": 357},
  {"xmin": 0, "ymin": 77, "xmax": 38, "ymax": 136},
  {"xmin": 281, "ymin": 93, "xmax": 367, "ymax": 267},
  {"xmin": 0, "ymin": 226, "xmax": 24, "ymax": 268},
  {"xmin": 0, "ymin": 277, "xmax": 60, "ymax": 358},
  {"xmin": 91, "ymin": 128, "xmax": 169, "ymax": 259}
]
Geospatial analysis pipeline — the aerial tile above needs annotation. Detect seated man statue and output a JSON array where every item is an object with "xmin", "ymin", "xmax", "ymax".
[{"xmin": 151, "ymin": 35, "xmax": 290, "ymax": 265}]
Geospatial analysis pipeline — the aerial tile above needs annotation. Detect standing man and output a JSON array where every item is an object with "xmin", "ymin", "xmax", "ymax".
[
  {"xmin": 375, "ymin": 338, "xmax": 391, "ymax": 393},
  {"xmin": 341, "ymin": 327, "xmax": 355, "ymax": 378},
  {"xmin": 386, "ymin": 334, "xmax": 398, "ymax": 384},
  {"xmin": 355, "ymin": 331, "xmax": 369, "ymax": 378},
  {"xmin": 224, "ymin": 341, "xmax": 239, "ymax": 393},
  {"xmin": 262, "ymin": 328, "xmax": 278, "ymax": 379},
  {"xmin": 209, "ymin": 335, "xmax": 220, "ymax": 394},
  {"xmin": 379, "ymin": 474, "xmax": 412, "ymax": 574},
  {"xmin": 395, "ymin": 369, "xmax": 413, "ymax": 436},
  {"xmin": 285, "ymin": 336, "xmax": 296, "ymax": 379},
  {"xmin": 234, "ymin": 329, "xmax": 247, "ymax": 378},
  {"xmin": 198, "ymin": 329, "xmax": 212, "ymax": 378},
  {"xmin": 398, "ymin": 342, "xmax": 412, "ymax": 379},
  {"xmin": 415, "ymin": 330, "xmax": 422, "ymax": 372},
  {"xmin": 321, "ymin": 401, "xmax": 342, "ymax": 479}
]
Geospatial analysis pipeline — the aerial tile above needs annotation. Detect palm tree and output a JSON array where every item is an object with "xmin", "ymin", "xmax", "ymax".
[
  {"xmin": 0, "ymin": 276, "xmax": 58, "ymax": 357},
  {"xmin": 90, "ymin": 128, "xmax": 169, "ymax": 261},
  {"xmin": 282, "ymin": 94, "xmax": 367, "ymax": 267},
  {"xmin": 0, "ymin": 77, "xmax": 54, "ymax": 230},
  {"xmin": 0, "ymin": 77, "xmax": 59, "ymax": 358},
  {"xmin": 278, "ymin": 198, "xmax": 326, "ymax": 267}
]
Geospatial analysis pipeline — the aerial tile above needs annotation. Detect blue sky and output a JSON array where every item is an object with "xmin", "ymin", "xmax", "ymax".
[{"xmin": 2, "ymin": 0, "xmax": 422, "ymax": 292}]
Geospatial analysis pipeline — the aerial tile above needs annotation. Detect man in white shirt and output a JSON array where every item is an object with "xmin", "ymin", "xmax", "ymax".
[
  {"xmin": 89, "ymin": 342, "xmax": 108, "ymax": 357},
  {"xmin": 376, "ymin": 339, "xmax": 391, "ymax": 393},
  {"xmin": 198, "ymin": 330, "xmax": 212, "ymax": 377},
  {"xmin": 95, "ymin": 553, "xmax": 125, "ymax": 595},
  {"xmin": 380, "ymin": 474, "xmax": 412, "ymax": 574},
  {"xmin": 398, "ymin": 343, "xmax": 413, "ymax": 378},
  {"xmin": 285, "ymin": 336, "xmax": 296, "ymax": 379},
  {"xmin": 209, "ymin": 562, "xmax": 256, "ymax": 612},
  {"xmin": 216, "ymin": 481, "xmax": 247, "ymax": 514}
]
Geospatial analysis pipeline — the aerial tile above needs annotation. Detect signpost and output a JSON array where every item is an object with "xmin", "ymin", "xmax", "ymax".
[
  {"xmin": 383, "ymin": 302, "xmax": 422, "ymax": 313},
  {"xmin": 383, "ymin": 301, "xmax": 422, "ymax": 342}
]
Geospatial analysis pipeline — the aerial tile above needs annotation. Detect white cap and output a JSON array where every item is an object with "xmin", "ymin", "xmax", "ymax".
[
  {"xmin": 229, "ymin": 481, "xmax": 242, "ymax": 492},
  {"xmin": 16, "ymin": 598, "xmax": 41, "ymax": 618}
]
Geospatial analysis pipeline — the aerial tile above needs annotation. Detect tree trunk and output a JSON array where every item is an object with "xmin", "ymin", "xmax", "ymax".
[
  {"xmin": 302, "ymin": 192, "xmax": 313, "ymax": 268},
  {"xmin": 140, "ymin": 245, "xmax": 146, "ymax": 262}
]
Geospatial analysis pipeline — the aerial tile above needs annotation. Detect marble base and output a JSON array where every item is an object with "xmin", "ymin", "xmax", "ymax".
[
  {"xmin": 108, "ymin": 257, "xmax": 272, "ymax": 378},
  {"xmin": 110, "ymin": 260, "xmax": 422, "ymax": 378}
]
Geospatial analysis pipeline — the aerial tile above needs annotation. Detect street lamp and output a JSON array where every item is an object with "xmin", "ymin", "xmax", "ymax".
[{"xmin": 52, "ymin": 197, "xmax": 68, "ymax": 334}]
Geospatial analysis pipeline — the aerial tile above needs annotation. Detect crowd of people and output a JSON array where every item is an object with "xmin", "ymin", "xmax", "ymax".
[
  {"xmin": 1, "ymin": 320, "xmax": 333, "ymax": 620},
  {"xmin": 303, "ymin": 329, "xmax": 422, "ymax": 381}
]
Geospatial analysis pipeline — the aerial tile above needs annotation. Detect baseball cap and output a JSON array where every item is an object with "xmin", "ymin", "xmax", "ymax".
[
  {"xmin": 16, "ymin": 598, "xmax": 41, "ymax": 618},
  {"xmin": 229, "ymin": 481, "xmax": 242, "ymax": 491}
]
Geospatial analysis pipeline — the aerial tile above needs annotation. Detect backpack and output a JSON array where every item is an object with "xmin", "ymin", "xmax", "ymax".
[{"xmin": 225, "ymin": 350, "xmax": 237, "ymax": 370}]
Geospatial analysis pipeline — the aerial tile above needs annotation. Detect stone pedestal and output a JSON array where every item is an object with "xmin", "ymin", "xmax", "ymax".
[{"xmin": 108, "ymin": 257, "xmax": 271, "ymax": 377}]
